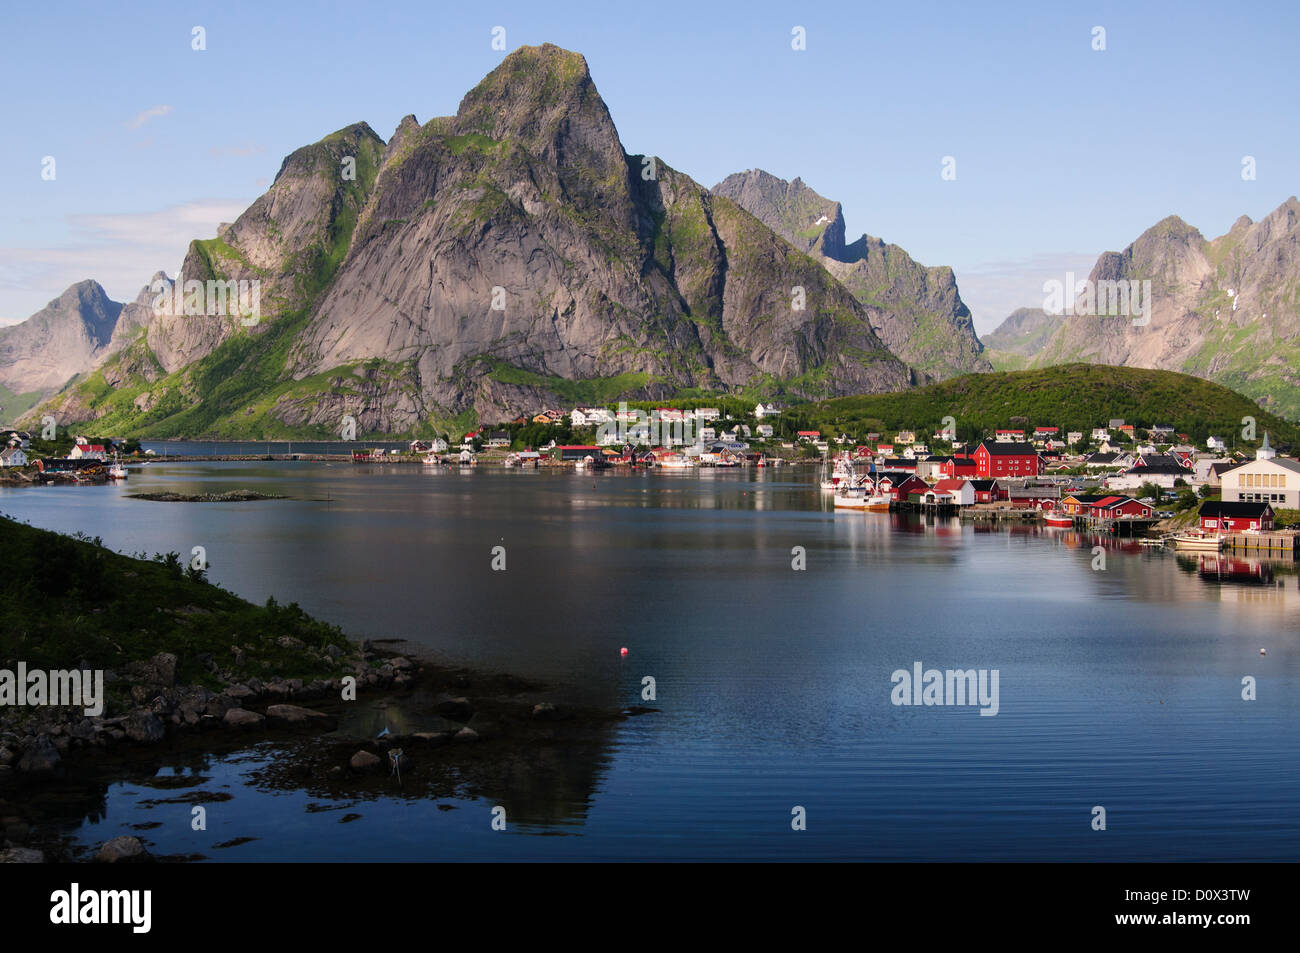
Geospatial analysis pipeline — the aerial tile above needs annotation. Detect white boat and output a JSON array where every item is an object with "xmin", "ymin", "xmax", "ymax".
[
  {"xmin": 1171, "ymin": 533, "xmax": 1226, "ymax": 552},
  {"xmin": 107, "ymin": 452, "xmax": 127, "ymax": 480},
  {"xmin": 865, "ymin": 494, "xmax": 891, "ymax": 512},
  {"xmin": 821, "ymin": 452, "xmax": 856, "ymax": 491},
  {"xmin": 834, "ymin": 487, "xmax": 868, "ymax": 510}
]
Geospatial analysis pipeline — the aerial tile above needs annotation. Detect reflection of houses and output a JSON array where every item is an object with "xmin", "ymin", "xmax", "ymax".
[{"xmin": 1199, "ymin": 500, "xmax": 1275, "ymax": 533}]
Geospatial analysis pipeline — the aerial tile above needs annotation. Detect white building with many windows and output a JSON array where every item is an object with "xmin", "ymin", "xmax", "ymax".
[{"xmin": 1220, "ymin": 434, "xmax": 1300, "ymax": 508}]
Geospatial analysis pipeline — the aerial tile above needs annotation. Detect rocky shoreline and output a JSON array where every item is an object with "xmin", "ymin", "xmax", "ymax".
[{"xmin": 0, "ymin": 637, "xmax": 653, "ymax": 863}]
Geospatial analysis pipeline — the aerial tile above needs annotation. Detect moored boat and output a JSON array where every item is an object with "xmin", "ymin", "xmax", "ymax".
[
  {"xmin": 833, "ymin": 487, "xmax": 868, "ymax": 510},
  {"xmin": 1171, "ymin": 532, "xmax": 1226, "ymax": 551},
  {"xmin": 1044, "ymin": 513, "xmax": 1072, "ymax": 527}
]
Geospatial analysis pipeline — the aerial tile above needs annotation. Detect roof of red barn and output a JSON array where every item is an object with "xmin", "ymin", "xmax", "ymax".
[
  {"xmin": 976, "ymin": 441, "xmax": 1042, "ymax": 456},
  {"xmin": 932, "ymin": 478, "xmax": 969, "ymax": 492},
  {"xmin": 797, "ymin": 430, "xmax": 821, "ymax": 436}
]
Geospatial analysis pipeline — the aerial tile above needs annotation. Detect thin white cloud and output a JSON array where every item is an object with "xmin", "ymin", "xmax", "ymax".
[
  {"xmin": 125, "ymin": 104, "xmax": 173, "ymax": 130},
  {"xmin": 0, "ymin": 198, "xmax": 253, "ymax": 321},
  {"xmin": 957, "ymin": 252, "xmax": 1099, "ymax": 336}
]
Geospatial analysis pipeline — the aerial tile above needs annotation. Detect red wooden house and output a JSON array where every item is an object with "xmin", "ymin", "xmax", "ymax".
[
  {"xmin": 887, "ymin": 474, "xmax": 931, "ymax": 503},
  {"xmin": 972, "ymin": 441, "xmax": 1043, "ymax": 479},
  {"xmin": 1199, "ymin": 501, "xmax": 1274, "ymax": 533},
  {"xmin": 1090, "ymin": 495, "xmax": 1154, "ymax": 520},
  {"xmin": 940, "ymin": 455, "xmax": 979, "ymax": 478}
]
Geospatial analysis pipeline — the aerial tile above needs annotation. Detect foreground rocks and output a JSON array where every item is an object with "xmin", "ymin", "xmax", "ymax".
[
  {"xmin": 95, "ymin": 836, "xmax": 149, "ymax": 863},
  {"xmin": 0, "ymin": 646, "xmax": 417, "ymax": 780}
]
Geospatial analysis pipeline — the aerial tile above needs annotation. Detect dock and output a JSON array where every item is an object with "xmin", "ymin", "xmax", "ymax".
[{"xmin": 1224, "ymin": 531, "xmax": 1299, "ymax": 555}]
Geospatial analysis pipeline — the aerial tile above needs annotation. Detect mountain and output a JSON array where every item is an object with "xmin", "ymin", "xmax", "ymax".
[
  {"xmin": 0, "ymin": 280, "xmax": 125, "ymax": 421},
  {"xmin": 23, "ymin": 45, "xmax": 916, "ymax": 438},
  {"xmin": 991, "ymin": 198, "xmax": 1300, "ymax": 419},
  {"xmin": 712, "ymin": 169, "xmax": 990, "ymax": 380},
  {"xmin": 981, "ymin": 308, "xmax": 1066, "ymax": 370}
]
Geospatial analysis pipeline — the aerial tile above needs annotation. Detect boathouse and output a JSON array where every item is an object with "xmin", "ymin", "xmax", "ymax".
[{"xmin": 1199, "ymin": 500, "xmax": 1275, "ymax": 533}]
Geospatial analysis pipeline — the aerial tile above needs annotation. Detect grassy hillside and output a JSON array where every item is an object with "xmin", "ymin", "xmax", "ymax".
[
  {"xmin": 0, "ymin": 380, "xmax": 43, "ymax": 423},
  {"xmin": 0, "ymin": 514, "xmax": 350, "ymax": 689},
  {"xmin": 778, "ymin": 364, "xmax": 1300, "ymax": 448}
]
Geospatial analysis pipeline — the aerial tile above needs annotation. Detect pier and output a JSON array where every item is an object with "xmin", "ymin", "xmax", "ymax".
[{"xmin": 1225, "ymin": 531, "xmax": 1300, "ymax": 555}]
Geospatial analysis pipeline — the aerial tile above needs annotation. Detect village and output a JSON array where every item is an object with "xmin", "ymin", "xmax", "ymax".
[
  {"xmin": 387, "ymin": 404, "xmax": 1300, "ymax": 556},
  {"xmin": 5, "ymin": 406, "xmax": 1298, "ymax": 556}
]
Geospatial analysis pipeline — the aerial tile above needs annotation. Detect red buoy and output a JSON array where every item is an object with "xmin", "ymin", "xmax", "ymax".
[{"xmin": 620, "ymin": 647, "xmax": 629, "ymax": 657}]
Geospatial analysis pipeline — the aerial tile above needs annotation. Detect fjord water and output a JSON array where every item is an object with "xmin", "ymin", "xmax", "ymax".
[{"xmin": 2, "ymin": 462, "xmax": 1297, "ymax": 861}]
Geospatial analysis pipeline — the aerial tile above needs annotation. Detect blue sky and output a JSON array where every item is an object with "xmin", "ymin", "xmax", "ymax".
[{"xmin": 2, "ymin": 0, "xmax": 1297, "ymax": 333}]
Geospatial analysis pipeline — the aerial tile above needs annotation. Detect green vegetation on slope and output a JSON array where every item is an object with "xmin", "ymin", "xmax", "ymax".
[
  {"xmin": 0, "ymin": 515, "xmax": 349, "ymax": 690},
  {"xmin": 776, "ymin": 364, "xmax": 1300, "ymax": 447}
]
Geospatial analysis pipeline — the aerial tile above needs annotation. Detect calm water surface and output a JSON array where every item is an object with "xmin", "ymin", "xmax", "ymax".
[{"xmin": 2, "ymin": 461, "xmax": 1297, "ymax": 860}]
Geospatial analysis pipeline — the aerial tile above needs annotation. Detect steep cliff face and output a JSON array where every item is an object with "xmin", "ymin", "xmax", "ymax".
[
  {"xmin": 0, "ymin": 280, "xmax": 122, "ymax": 396},
  {"xmin": 18, "ymin": 45, "xmax": 916, "ymax": 435},
  {"xmin": 712, "ymin": 169, "xmax": 990, "ymax": 380},
  {"xmin": 145, "ymin": 124, "xmax": 386, "ymax": 374},
  {"xmin": 1008, "ymin": 197, "xmax": 1300, "ymax": 418},
  {"xmin": 285, "ymin": 46, "xmax": 911, "ymax": 422}
]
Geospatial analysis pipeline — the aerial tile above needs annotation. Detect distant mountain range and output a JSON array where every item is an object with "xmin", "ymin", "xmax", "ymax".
[
  {"xmin": 3, "ymin": 44, "xmax": 1299, "ymax": 437},
  {"xmin": 983, "ymin": 198, "xmax": 1300, "ymax": 419},
  {"xmin": 712, "ymin": 169, "xmax": 989, "ymax": 380}
]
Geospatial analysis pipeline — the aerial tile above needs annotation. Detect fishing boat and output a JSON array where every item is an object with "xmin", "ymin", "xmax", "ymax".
[
  {"xmin": 833, "ymin": 486, "xmax": 869, "ymax": 510},
  {"xmin": 1171, "ymin": 532, "xmax": 1226, "ymax": 552},
  {"xmin": 865, "ymin": 493, "xmax": 891, "ymax": 512},
  {"xmin": 820, "ymin": 452, "xmax": 855, "ymax": 490},
  {"xmin": 1044, "ymin": 513, "xmax": 1072, "ymax": 527},
  {"xmin": 107, "ymin": 452, "xmax": 127, "ymax": 480}
]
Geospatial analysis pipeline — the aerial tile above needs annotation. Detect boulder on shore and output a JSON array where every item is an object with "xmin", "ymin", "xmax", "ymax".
[
  {"xmin": 265, "ymin": 704, "xmax": 337, "ymax": 731},
  {"xmin": 123, "ymin": 712, "xmax": 166, "ymax": 744},
  {"xmin": 17, "ymin": 739, "xmax": 61, "ymax": 774},
  {"xmin": 349, "ymin": 750, "xmax": 382, "ymax": 773},
  {"xmin": 95, "ymin": 836, "xmax": 149, "ymax": 863},
  {"xmin": 223, "ymin": 708, "xmax": 266, "ymax": 728}
]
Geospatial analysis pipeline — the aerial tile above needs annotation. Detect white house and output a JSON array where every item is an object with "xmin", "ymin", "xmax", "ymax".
[
  {"xmin": 754, "ymin": 403, "xmax": 782, "ymax": 419},
  {"xmin": 756, "ymin": 424, "xmax": 774, "ymax": 439},
  {"xmin": 1091, "ymin": 428, "xmax": 1110, "ymax": 442},
  {"xmin": 1067, "ymin": 431, "xmax": 1083, "ymax": 446},
  {"xmin": 695, "ymin": 408, "xmax": 721, "ymax": 422},
  {"xmin": 70, "ymin": 444, "xmax": 107, "ymax": 461},
  {"xmin": 1220, "ymin": 434, "xmax": 1300, "ymax": 508},
  {"xmin": 1207, "ymin": 436, "xmax": 1226, "ymax": 451},
  {"xmin": 0, "ymin": 447, "xmax": 27, "ymax": 467}
]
